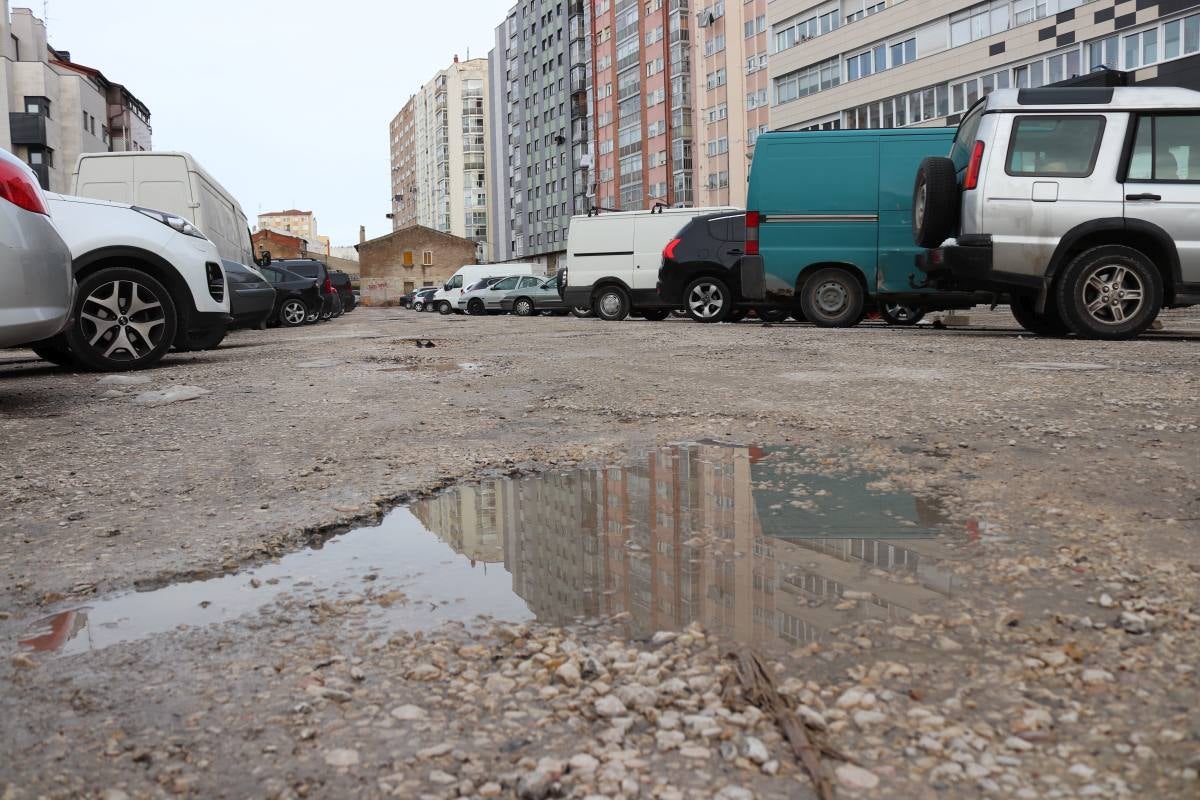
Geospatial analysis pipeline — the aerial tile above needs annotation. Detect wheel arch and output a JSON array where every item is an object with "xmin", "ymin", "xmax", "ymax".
[
  {"xmin": 1046, "ymin": 219, "xmax": 1180, "ymax": 304},
  {"xmin": 72, "ymin": 246, "xmax": 194, "ymax": 323},
  {"xmin": 589, "ymin": 277, "xmax": 633, "ymax": 298},
  {"xmin": 795, "ymin": 262, "xmax": 870, "ymax": 296}
]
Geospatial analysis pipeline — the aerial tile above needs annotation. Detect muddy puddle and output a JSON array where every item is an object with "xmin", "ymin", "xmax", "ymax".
[{"xmin": 15, "ymin": 442, "xmax": 972, "ymax": 657}]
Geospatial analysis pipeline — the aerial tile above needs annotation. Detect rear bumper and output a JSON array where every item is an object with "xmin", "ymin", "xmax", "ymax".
[
  {"xmin": 0, "ymin": 209, "xmax": 75, "ymax": 348},
  {"xmin": 562, "ymin": 287, "xmax": 592, "ymax": 309},
  {"xmin": 918, "ymin": 238, "xmax": 995, "ymax": 285}
]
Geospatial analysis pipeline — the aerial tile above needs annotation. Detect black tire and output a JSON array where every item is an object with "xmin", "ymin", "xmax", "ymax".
[
  {"xmin": 800, "ymin": 268, "xmax": 865, "ymax": 328},
  {"xmin": 789, "ymin": 307, "xmax": 808, "ymax": 323},
  {"xmin": 639, "ymin": 309, "xmax": 670, "ymax": 321},
  {"xmin": 756, "ymin": 307, "xmax": 789, "ymax": 323},
  {"xmin": 1009, "ymin": 293, "xmax": 1069, "ymax": 337},
  {"xmin": 592, "ymin": 286, "xmax": 630, "ymax": 321},
  {"xmin": 683, "ymin": 276, "xmax": 733, "ymax": 323},
  {"xmin": 513, "ymin": 297, "xmax": 536, "ymax": 317},
  {"xmin": 176, "ymin": 327, "xmax": 227, "ymax": 352},
  {"xmin": 726, "ymin": 309, "xmax": 749, "ymax": 323},
  {"xmin": 913, "ymin": 156, "xmax": 959, "ymax": 249},
  {"xmin": 880, "ymin": 305, "xmax": 926, "ymax": 326},
  {"xmin": 30, "ymin": 335, "xmax": 78, "ymax": 368},
  {"xmin": 438, "ymin": 301, "xmax": 453, "ymax": 315},
  {"xmin": 64, "ymin": 267, "xmax": 178, "ymax": 371},
  {"xmin": 279, "ymin": 298, "xmax": 309, "ymax": 327},
  {"xmin": 1055, "ymin": 246, "xmax": 1163, "ymax": 340},
  {"xmin": 467, "ymin": 298, "xmax": 485, "ymax": 315},
  {"xmin": 570, "ymin": 306, "xmax": 594, "ymax": 318}
]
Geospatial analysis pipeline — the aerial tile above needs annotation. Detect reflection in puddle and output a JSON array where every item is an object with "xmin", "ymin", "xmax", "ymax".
[{"xmin": 15, "ymin": 442, "xmax": 966, "ymax": 657}]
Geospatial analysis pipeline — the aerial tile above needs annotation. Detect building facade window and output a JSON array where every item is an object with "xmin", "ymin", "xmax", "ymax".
[
  {"xmin": 774, "ymin": 57, "xmax": 840, "ymax": 105},
  {"xmin": 773, "ymin": 3, "xmax": 840, "ymax": 53}
]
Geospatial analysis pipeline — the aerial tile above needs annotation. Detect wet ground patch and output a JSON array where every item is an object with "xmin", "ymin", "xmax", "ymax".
[{"xmin": 11, "ymin": 442, "xmax": 970, "ymax": 658}]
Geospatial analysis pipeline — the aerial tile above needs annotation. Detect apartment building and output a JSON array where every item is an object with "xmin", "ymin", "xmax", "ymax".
[
  {"xmin": 487, "ymin": 0, "xmax": 594, "ymax": 267},
  {"xmin": 388, "ymin": 57, "xmax": 493, "ymax": 261},
  {"xmin": 1, "ymin": 1, "xmax": 151, "ymax": 191},
  {"xmin": 258, "ymin": 209, "xmax": 319, "ymax": 241},
  {"xmin": 690, "ymin": 0, "xmax": 770, "ymax": 207},
  {"xmin": 591, "ymin": 0, "xmax": 699, "ymax": 210},
  {"xmin": 768, "ymin": 0, "xmax": 1200, "ymax": 133}
]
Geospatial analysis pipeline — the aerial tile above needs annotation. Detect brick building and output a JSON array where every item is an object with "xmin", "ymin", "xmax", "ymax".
[
  {"xmin": 251, "ymin": 229, "xmax": 308, "ymax": 260},
  {"xmin": 356, "ymin": 224, "xmax": 477, "ymax": 305}
]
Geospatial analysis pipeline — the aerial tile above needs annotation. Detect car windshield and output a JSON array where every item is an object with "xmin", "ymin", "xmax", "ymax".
[
  {"xmin": 492, "ymin": 276, "xmax": 520, "ymax": 290},
  {"xmin": 465, "ymin": 280, "xmax": 491, "ymax": 292},
  {"xmin": 539, "ymin": 279, "xmax": 556, "ymax": 289}
]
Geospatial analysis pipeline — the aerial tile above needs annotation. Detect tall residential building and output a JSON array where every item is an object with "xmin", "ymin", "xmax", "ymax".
[
  {"xmin": 388, "ymin": 57, "xmax": 492, "ymax": 261},
  {"xmin": 767, "ymin": 0, "xmax": 1200, "ymax": 133},
  {"xmin": 592, "ymin": 0, "xmax": 698, "ymax": 210},
  {"xmin": 487, "ymin": 0, "xmax": 594, "ymax": 267},
  {"xmin": 258, "ymin": 209, "xmax": 319, "ymax": 242},
  {"xmin": 691, "ymin": 0, "xmax": 770, "ymax": 207},
  {"xmin": 1, "ymin": 1, "xmax": 151, "ymax": 191}
]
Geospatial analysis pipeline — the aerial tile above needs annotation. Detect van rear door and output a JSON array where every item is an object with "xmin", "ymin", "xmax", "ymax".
[
  {"xmin": 632, "ymin": 214, "xmax": 688, "ymax": 296},
  {"xmin": 133, "ymin": 155, "xmax": 194, "ymax": 222},
  {"xmin": 876, "ymin": 132, "xmax": 956, "ymax": 294}
]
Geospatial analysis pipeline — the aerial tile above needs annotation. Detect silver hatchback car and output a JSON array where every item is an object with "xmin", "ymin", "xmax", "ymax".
[
  {"xmin": 0, "ymin": 148, "xmax": 74, "ymax": 349},
  {"xmin": 914, "ymin": 87, "xmax": 1200, "ymax": 340}
]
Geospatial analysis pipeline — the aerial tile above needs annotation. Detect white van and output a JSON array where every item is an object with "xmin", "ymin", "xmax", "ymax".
[
  {"xmin": 561, "ymin": 206, "xmax": 738, "ymax": 320},
  {"xmin": 71, "ymin": 152, "xmax": 255, "ymax": 265},
  {"xmin": 432, "ymin": 262, "xmax": 539, "ymax": 314}
]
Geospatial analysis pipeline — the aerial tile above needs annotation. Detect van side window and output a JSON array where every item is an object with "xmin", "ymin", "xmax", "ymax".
[
  {"xmin": 1005, "ymin": 116, "xmax": 1105, "ymax": 178},
  {"xmin": 1127, "ymin": 115, "xmax": 1200, "ymax": 181},
  {"xmin": 447, "ymin": 275, "xmax": 463, "ymax": 289}
]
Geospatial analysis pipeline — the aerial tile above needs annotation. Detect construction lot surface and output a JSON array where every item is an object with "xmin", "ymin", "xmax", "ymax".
[{"xmin": 1, "ymin": 308, "xmax": 1198, "ymax": 799}]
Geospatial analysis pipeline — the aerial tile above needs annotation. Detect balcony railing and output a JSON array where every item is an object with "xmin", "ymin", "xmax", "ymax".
[{"xmin": 8, "ymin": 113, "xmax": 47, "ymax": 146}]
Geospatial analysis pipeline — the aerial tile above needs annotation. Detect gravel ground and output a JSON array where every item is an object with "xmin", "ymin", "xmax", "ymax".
[{"xmin": 1, "ymin": 307, "xmax": 1198, "ymax": 799}]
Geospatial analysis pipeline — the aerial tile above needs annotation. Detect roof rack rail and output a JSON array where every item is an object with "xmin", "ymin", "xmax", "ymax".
[
  {"xmin": 586, "ymin": 205, "xmax": 623, "ymax": 217},
  {"xmin": 650, "ymin": 202, "xmax": 667, "ymax": 214}
]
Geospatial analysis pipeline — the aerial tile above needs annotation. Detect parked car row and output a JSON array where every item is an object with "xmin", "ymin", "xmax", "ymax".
[{"xmin": 2, "ymin": 149, "xmax": 357, "ymax": 371}]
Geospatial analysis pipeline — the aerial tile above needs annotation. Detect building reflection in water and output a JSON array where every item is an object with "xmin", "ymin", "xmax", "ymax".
[{"xmin": 410, "ymin": 442, "xmax": 958, "ymax": 650}]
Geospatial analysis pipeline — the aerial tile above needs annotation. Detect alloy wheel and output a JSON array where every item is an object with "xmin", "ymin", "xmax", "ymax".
[
  {"xmin": 515, "ymin": 299, "xmax": 533, "ymax": 316},
  {"xmin": 78, "ymin": 279, "xmax": 166, "ymax": 362},
  {"xmin": 1081, "ymin": 263, "xmax": 1145, "ymax": 325},
  {"xmin": 687, "ymin": 282, "xmax": 725, "ymax": 319},
  {"xmin": 282, "ymin": 300, "xmax": 307, "ymax": 325}
]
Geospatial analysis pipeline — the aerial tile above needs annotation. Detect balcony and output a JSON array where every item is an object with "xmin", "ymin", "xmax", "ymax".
[{"xmin": 9, "ymin": 113, "xmax": 47, "ymax": 146}]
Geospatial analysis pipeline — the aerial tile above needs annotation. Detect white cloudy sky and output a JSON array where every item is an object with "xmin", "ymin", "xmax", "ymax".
[{"xmin": 44, "ymin": 0, "xmax": 511, "ymax": 245}]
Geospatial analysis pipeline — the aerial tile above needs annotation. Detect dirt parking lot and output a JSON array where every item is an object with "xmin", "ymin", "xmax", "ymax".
[{"xmin": 1, "ymin": 307, "xmax": 1198, "ymax": 800}]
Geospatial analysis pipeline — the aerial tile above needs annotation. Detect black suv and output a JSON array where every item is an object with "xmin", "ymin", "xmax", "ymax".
[
  {"xmin": 272, "ymin": 259, "xmax": 337, "ymax": 321},
  {"xmin": 259, "ymin": 265, "xmax": 325, "ymax": 327},
  {"xmin": 657, "ymin": 212, "xmax": 789, "ymax": 323}
]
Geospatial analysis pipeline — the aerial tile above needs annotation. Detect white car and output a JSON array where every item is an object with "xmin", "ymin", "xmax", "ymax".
[
  {"xmin": 0, "ymin": 149, "xmax": 74, "ymax": 349},
  {"xmin": 34, "ymin": 193, "xmax": 230, "ymax": 371},
  {"xmin": 431, "ymin": 262, "xmax": 539, "ymax": 315}
]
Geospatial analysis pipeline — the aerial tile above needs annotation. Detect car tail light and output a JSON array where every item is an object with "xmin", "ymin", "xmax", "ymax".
[
  {"xmin": 662, "ymin": 237, "xmax": 681, "ymax": 261},
  {"xmin": 0, "ymin": 159, "xmax": 49, "ymax": 215},
  {"xmin": 745, "ymin": 211, "xmax": 760, "ymax": 256},
  {"xmin": 964, "ymin": 141, "xmax": 985, "ymax": 191},
  {"xmin": 323, "ymin": 277, "xmax": 334, "ymax": 294}
]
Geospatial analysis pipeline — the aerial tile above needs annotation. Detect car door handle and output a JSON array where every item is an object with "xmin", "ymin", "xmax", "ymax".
[
  {"xmin": 729, "ymin": 249, "xmax": 743, "ymax": 255},
  {"xmin": 1126, "ymin": 193, "xmax": 1161, "ymax": 201}
]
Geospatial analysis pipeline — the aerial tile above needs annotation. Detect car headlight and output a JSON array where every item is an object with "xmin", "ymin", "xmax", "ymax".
[{"xmin": 133, "ymin": 206, "xmax": 209, "ymax": 240}]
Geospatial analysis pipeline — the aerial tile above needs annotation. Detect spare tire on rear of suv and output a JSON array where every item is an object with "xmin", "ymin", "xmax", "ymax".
[{"xmin": 912, "ymin": 157, "xmax": 959, "ymax": 249}]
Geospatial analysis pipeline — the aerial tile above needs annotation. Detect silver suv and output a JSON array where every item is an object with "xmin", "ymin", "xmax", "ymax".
[{"xmin": 913, "ymin": 87, "xmax": 1200, "ymax": 340}]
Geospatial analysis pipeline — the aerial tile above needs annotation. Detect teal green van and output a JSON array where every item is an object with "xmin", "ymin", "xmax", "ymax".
[{"xmin": 742, "ymin": 128, "xmax": 984, "ymax": 326}]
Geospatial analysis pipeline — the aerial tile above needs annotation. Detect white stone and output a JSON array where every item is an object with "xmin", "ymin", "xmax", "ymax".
[
  {"xmin": 595, "ymin": 695, "xmax": 627, "ymax": 717},
  {"xmin": 569, "ymin": 753, "xmax": 599, "ymax": 773},
  {"xmin": 1069, "ymin": 763, "xmax": 1096, "ymax": 780},
  {"xmin": 555, "ymin": 660, "xmax": 581, "ymax": 687},
  {"xmin": 428, "ymin": 770, "xmax": 457, "ymax": 785},
  {"xmin": 324, "ymin": 748, "xmax": 360, "ymax": 767},
  {"xmin": 854, "ymin": 710, "xmax": 888, "ymax": 728},
  {"xmin": 1081, "ymin": 669, "xmax": 1114, "ymax": 685},
  {"xmin": 741, "ymin": 736, "xmax": 769, "ymax": 765},
  {"xmin": 714, "ymin": 787, "xmax": 754, "ymax": 800},
  {"xmin": 390, "ymin": 704, "xmax": 427, "ymax": 721},
  {"xmin": 836, "ymin": 764, "xmax": 880, "ymax": 790},
  {"xmin": 1004, "ymin": 736, "xmax": 1034, "ymax": 752}
]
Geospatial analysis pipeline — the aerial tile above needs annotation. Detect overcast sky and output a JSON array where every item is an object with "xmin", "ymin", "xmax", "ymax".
[{"xmin": 44, "ymin": 0, "xmax": 510, "ymax": 246}]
